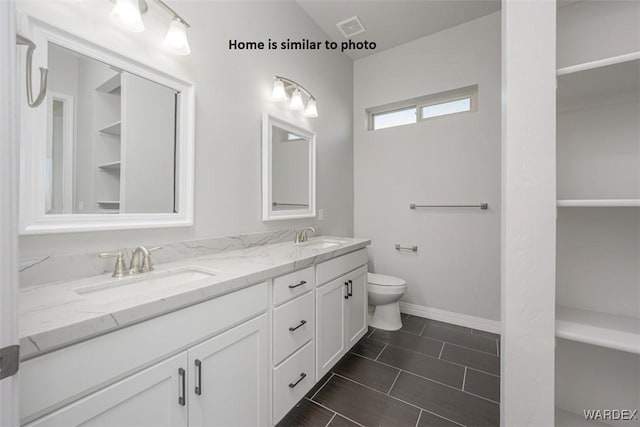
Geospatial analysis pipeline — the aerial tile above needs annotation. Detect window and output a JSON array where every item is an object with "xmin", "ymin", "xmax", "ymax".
[
  {"xmin": 372, "ymin": 107, "xmax": 416, "ymax": 130},
  {"xmin": 420, "ymin": 97, "xmax": 471, "ymax": 119},
  {"xmin": 367, "ymin": 85, "xmax": 477, "ymax": 131}
]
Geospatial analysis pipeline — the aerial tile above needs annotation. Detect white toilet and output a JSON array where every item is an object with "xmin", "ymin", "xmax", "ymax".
[{"xmin": 367, "ymin": 272, "xmax": 407, "ymax": 331}]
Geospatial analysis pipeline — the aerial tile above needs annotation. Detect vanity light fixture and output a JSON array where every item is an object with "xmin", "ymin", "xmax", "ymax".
[
  {"xmin": 109, "ymin": 0, "xmax": 191, "ymax": 56},
  {"xmin": 271, "ymin": 76, "xmax": 319, "ymax": 118},
  {"xmin": 110, "ymin": 0, "xmax": 145, "ymax": 32},
  {"xmin": 289, "ymin": 87, "xmax": 304, "ymax": 111},
  {"xmin": 271, "ymin": 79, "xmax": 288, "ymax": 102},
  {"xmin": 163, "ymin": 18, "xmax": 191, "ymax": 55},
  {"xmin": 304, "ymin": 98, "xmax": 318, "ymax": 118}
]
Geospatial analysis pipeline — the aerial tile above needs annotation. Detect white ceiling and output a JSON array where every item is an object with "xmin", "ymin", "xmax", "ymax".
[{"xmin": 296, "ymin": 0, "xmax": 501, "ymax": 60}]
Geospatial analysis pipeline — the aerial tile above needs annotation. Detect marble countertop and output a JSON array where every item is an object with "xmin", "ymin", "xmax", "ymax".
[{"xmin": 19, "ymin": 236, "xmax": 370, "ymax": 360}]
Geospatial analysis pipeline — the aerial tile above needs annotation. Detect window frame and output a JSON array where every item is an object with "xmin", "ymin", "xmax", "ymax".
[{"xmin": 367, "ymin": 85, "xmax": 478, "ymax": 131}]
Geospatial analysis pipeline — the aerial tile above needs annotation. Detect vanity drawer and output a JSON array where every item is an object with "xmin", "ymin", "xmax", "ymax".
[
  {"xmin": 273, "ymin": 266, "xmax": 315, "ymax": 306},
  {"xmin": 273, "ymin": 340, "xmax": 315, "ymax": 424},
  {"xmin": 316, "ymin": 248, "xmax": 368, "ymax": 286},
  {"xmin": 273, "ymin": 291, "xmax": 314, "ymax": 365}
]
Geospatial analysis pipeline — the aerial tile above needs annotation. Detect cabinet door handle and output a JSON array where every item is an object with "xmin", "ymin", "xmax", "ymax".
[
  {"xmin": 344, "ymin": 281, "xmax": 349, "ymax": 299},
  {"xmin": 178, "ymin": 368, "xmax": 186, "ymax": 406},
  {"xmin": 288, "ymin": 372, "xmax": 307, "ymax": 388},
  {"xmin": 348, "ymin": 279, "xmax": 353, "ymax": 297},
  {"xmin": 289, "ymin": 280, "xmax": 307, "ymax": 289},
  {"xmin": 289, "ymin": 320, "xmax": 307, "ymax": 332},
  {"xmin": 195, "ymin": 359, "xmax": 202, "ymax": 396}
]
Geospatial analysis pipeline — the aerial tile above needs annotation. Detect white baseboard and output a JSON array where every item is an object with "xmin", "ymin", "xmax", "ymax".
[{"xmin": 399, "ymin": 302, "xmax": 501, "ymax": 334}]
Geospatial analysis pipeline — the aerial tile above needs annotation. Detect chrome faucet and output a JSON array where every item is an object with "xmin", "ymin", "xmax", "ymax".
[
  {"xmin": 99, "ymin": 246, "xmax": 162, "ymax": 277},
  {"xmin": 294, "ymin": 227, "xmax": 316, "ymax": 244}
]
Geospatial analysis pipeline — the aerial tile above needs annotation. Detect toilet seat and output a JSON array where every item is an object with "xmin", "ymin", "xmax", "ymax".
[
  {"xmin": 368, "ymin": 282, "xmax": 407, "ymax": 295},
  {"xmin": 368, "ymin": 273, "xmax": 406, "ymax": 287}
]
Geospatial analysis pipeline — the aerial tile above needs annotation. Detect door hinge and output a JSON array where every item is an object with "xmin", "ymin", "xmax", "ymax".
[{"xmin": 0, "ymin": 345, "xmax": 20, "ymax": 380}]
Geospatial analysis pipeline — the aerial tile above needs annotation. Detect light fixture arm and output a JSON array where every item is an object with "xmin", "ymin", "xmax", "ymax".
[
  {"xmin": 150, "ymin": 0, "xmax": 190, "ymax": 27},
  {"xmin": 275, "ymin": 76, "xmax": 316, "ymax": 101},
  {"xmin": 121, "ymin": 0, "xmax": 190, "ymax": 28}
]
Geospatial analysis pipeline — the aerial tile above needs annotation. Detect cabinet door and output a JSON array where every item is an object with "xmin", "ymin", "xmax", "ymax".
[
  {"xmin": 188, "ymin": 314, "xmax": 269, "ymax": 427},
  {"xmin": 26, "ymin": 353, "xmax": 188, "ymax": 427},
  {"xmin": 316, "ymin": 276, "xmax": 347, "ymax": 379},
  {"xmin": 346, "ymin": 266, "xmax": 368, "ymax": 349}
]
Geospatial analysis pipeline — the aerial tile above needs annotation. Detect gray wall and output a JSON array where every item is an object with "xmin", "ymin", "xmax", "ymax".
[
  {"xmin": 353, "ymin": 12, "xmax": 501, "ymax": 321},
  {"xmin": 18, "ymin": 0, "xmax": 354, "ymax": 259}
]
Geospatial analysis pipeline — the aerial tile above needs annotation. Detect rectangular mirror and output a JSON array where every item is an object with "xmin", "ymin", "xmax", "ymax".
[
  {"xmin": 262, "ymin": 114, "xmax": 316, "ymax": 221},
  {"xmin": 19, "ymin": 18, "xmax": 195, "ymax": 234}
]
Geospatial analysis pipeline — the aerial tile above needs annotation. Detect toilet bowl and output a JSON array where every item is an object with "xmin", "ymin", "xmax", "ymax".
[{"xmin": 367, "ymin": 272, "xmax": 407, "ymax": 331}]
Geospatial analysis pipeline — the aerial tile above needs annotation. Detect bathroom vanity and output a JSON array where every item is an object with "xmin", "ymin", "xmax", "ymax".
[{"xmin": 18, "ymin": 237, "xmax": 370, "ymax": 426}]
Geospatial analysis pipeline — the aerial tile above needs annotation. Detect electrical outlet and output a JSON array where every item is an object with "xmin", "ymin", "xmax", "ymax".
[
  {"xmin": 78, "ymin": 201, "xmax": 84, "ymax": 211},
  {"xmin": 318, "ymin": 208, "xmax": 324, "ymax": 220}
]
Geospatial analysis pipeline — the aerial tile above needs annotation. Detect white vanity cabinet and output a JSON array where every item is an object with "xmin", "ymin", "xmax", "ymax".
[
  {"xmin": 20, "ymin": 283, "xmax": 269, "ymax": 426},
  {"xmin": 20, "ymin": 244, "xmax": 371, "ymax": 427},
  {"xmin": 26, "ymin": 315, "xmax": 270, "ymax": 427},
  {"xmin": 315, "ymin": 249, "xmax": 368, "ymax": 379}
]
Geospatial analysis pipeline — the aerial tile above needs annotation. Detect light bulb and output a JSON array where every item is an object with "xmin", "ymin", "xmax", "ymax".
[
  {"xmin": 304, "ymin": 98, "xmax": 318, "ymax": 118},
  {"xmin": 289, "ymin": 87, "xmax": 304, "ymax": 111},
  {"xmin": 271, "ymin": 79, "xmax": 287, "ymax": 102},
  {"xmin": 163, "ymin": 18, "xmax": 191, "ymax": 55},
  {"xmin": 110, "ymin": 0, "xmax": 144, "ymax": 33}
]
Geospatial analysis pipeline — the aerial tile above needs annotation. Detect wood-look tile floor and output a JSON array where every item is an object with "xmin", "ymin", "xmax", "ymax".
[{"xmin": 277, "ymin": 314, "xmax": 500, "ymax": 427}]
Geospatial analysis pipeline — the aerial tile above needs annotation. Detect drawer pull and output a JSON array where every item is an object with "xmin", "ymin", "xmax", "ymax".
[
  {"xmin": 195, "ymin": 359, "xmax": 202, "ymax": 396},
  {"xmin": 288, "ymin": 280, "xmax": 307, "ymax": 289},
  {"xmin": 178, "ymin": 368, "xmax": 186, "ymax": 406},
  {"xmin": 344, "ymin": 281, "xmax": 349, "ymax": 299},
  {"xmin": 289, "ymin": 320, "xmax": 307, "ymax": 332},
  {"xmin": 348, "ymin": 279, "xmax": 353, "ymax": 297},
  {"xmin": 289, "ymin": 372, "xmax": 307, "ymax": 388}
]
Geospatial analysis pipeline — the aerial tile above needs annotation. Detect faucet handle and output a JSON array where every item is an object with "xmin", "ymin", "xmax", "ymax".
[
  {"xmin": 99, "ymin": 251, "xmax": 128, "ymax": 277},
  {"xmin": 143, "ymin": 246, "xmax": 163, "ymax": 272}
]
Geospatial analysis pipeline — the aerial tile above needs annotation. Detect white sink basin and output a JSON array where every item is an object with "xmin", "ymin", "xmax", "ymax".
[
  {"xmin": 75, "ymin": 267, "xmax": 217, "ymax": 300},
  {"xmin": 299, "ymin": 238, "xmax": 349, "ymax": 249}
]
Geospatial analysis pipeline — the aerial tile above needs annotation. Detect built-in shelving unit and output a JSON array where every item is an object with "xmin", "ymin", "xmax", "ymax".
[
  {"xmin": 94, "ymin": 72, "xmax": 123, "ymax": 212},
  {"xmin": 557, "ymin": 199, "xmax": 640, "ymax": 207},
  {"xmin": 555, "ymin": 2, "xmax": 640, "ymax": 424}
]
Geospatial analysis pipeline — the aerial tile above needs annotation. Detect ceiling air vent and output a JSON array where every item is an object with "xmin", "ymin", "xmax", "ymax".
[{"xmin": 336, "ymin": 16, "xmax": 366, "ymax": 38}]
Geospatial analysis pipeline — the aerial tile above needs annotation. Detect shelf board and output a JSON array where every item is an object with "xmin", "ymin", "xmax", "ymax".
[
  {"xmin": 557, "ymin": 199, "xmax": 640, "ymax": 207},
  {"xmin": 557, "ymin": 55, "xmax": 639, "ymax": 110},
  {"xmin": 97, "ymin": 161, "xmax": 121, "ymax": 170},
  {"xmin": 555, "ymin": 408, "xmax": 609, "ymax": 427},
  {"xmin": 96, "ymin": 201, "xmax": 120, "ymax": 210},
  {"xmin": 556, "ymin": 306, "xmax": 640, "ymax": 355},
  {"xmin": 95, "ymin": 73, "xmax": 121, "ymax": 94},
  {"xmin": 98, "ymin": 121, "xmax": 121, "ymax": 136},
  {"xmin": 557, "ymin": 51, "xmax": 640, "ymax": 75}
]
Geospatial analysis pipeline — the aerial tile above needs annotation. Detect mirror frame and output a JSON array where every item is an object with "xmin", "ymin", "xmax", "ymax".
[
  {"xmin": 262, "ymin": 113, "xmax": 316, "ymax": 221},
  {"xmin": 19, "ymin": 17, "xmax": 195, "ymax": 235}
]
